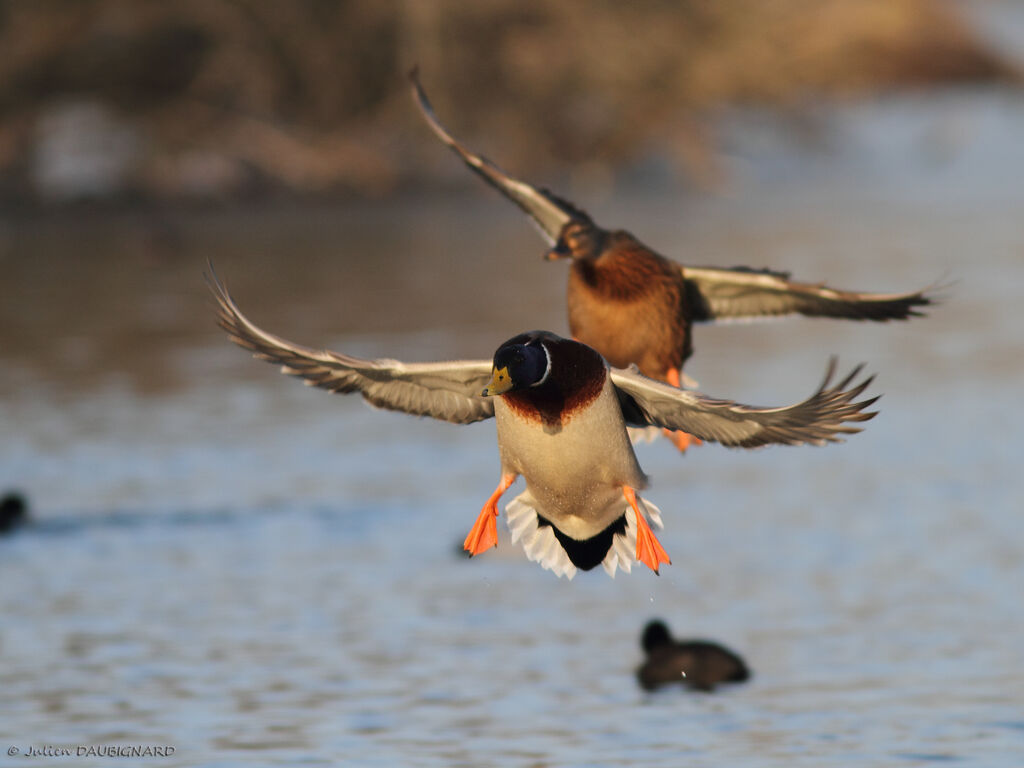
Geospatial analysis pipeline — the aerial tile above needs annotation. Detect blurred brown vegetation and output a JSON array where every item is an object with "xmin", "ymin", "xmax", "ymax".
[{"xmin": 0, "ymin": 0, "xmax": 1016, "ymax": 204}]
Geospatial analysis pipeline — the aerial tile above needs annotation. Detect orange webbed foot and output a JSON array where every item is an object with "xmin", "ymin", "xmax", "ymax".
[
  {"xmin": 623, "ymin": 485, "xmax": 672, "ymax": 574},
  {"xmin": 463, "ymin": 507, "xmax": 498, "ymax": 555},
  {"xmin": 664, "ymin": 367, "xmax": 703, "ymax": 453},
  {"xmin": 464, "ymin": 473, "xmax": 517, "ymax": 557},
  {"xmin": 664, "ymin": 428, "xmax": 703, "ymax": 453}
]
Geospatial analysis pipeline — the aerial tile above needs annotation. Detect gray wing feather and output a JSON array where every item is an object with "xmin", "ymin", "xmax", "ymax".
[
  {"xmin": 610, "ymin": 359, "xmax": 878, "ymax": 448},
  {"xmin": 207, "ymin": 270, "xmax": 495, "ymax": 424},
  {"xmin": 410, "ymin": 68, "xmax": 579, "ymax": 244},
  {"xmin": 683, "ymin": 266, "xmax": 933, "ymax": 322}
]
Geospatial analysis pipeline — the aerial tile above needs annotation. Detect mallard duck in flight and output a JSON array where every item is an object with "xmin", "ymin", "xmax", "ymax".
[
  {"xmin": 409, "ymin": 70, "xmax": 929, "ymax": 452},
  {"xmin": 209, "ymin": 271, "xmax": 877, "ymax": 579}
]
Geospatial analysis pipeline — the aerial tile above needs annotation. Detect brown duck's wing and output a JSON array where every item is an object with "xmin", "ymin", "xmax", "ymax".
[
  {"xmin": 410, "ymin": 68, "xmax": 588, "ymax": 244},
  {"xmin": 610, "ymin": 359, "xmax": 877, "ymax": 448},
  {"xmin": 681, "ymin": 265, "xmax": 933, "ymax": 322},
  {"xmin": 208, "ymin": 270, "xmax": 496, "ymax": 425}
]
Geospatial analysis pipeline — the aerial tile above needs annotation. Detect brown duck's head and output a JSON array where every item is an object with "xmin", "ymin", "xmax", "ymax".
[{"xmin": 546, "ymin": 220, "xmax": 605, "ymax": 261}]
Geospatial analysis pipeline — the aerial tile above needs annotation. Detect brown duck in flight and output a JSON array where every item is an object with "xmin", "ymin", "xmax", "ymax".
[
  {"xmin": 209, "ymin": 270, "xmax": 877, "ymax": 578},
  {"xmin": 410, "ymin": 71, "xmax": 931, "ymax": 450}
]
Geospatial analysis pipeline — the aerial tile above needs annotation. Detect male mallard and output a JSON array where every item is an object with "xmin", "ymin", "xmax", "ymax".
[
  {"xmin": 636, "ymin": 620, "xmax": 750, "ymax": 692},
  {"xmin": 410, "ymin": 71, "xmax": 930, "ymax": 450},
  {"xmin": 209, "ymin": 272, "xmax": 877, "ymax": 579}
]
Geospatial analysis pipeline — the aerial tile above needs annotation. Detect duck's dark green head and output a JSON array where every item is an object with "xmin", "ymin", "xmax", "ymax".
[
  {"xmin": 545, "ymin": 219, "xmax": 605, "ymax": 261},
  {"xmin": 482, "ymin": 334, "xmax": 552, "ymax": 396}
]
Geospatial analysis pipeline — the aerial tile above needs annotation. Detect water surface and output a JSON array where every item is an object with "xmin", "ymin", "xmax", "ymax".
[{"xmin": 1, "ymin": 89, "xmax": 1023, "ymax": 767}]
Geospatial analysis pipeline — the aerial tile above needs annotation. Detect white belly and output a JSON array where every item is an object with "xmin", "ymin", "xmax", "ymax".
[{"xmin": 493, "ymin": 378, "xmax": 647, "ymax": 539}]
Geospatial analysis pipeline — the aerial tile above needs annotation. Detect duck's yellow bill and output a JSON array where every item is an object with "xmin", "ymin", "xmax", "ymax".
[{"xmin": 482, "ymin": 366, "xmax": 513, "ymax": 396}]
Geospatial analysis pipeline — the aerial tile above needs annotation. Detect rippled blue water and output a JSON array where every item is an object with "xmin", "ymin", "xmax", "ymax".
[{"xmin": 2, "ymin": 88, "xmax": 1023, "ymax": 767}]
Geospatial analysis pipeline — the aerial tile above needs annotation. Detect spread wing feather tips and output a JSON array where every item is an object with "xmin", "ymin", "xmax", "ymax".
[
  {"xmin": 611, "ymin": 359, "xmax": 878, "ymax": 448},
  {"xmin": 683, "ymin": 266, "xmax": 933, "ymax": 323},
  {"xmin": 409, "ymin": 68, "xmax": 584, "ymax": 244},
  {"xmin": 207, "ymin": 269, "xmax": 495, "ymax": 425}
]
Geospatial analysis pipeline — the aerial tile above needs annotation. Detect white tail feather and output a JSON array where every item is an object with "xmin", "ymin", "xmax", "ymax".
[{"xmin": 503, "ymin": 489, "xmax": 666, "ymax": 579}]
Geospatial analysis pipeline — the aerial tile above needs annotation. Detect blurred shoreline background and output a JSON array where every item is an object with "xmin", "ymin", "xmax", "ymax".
[{"xmin": 0, "ymin": 0, "xmax": 1020, "ymax": 208}]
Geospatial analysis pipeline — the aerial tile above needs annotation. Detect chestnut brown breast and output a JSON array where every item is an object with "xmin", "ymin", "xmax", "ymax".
[
  {"xmin": 568, "ymin": 231, "xmax": 692, "ymax": 381},
  {"xmin": 502, "ymin": 338, "xmax": 606, "ymax": 429}
]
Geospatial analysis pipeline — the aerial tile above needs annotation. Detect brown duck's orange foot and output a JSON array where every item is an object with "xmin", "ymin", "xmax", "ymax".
[
  {"xmin": 623, "ymin": 485, "xmax": 671, "ymax": 574},
  {"xmin": 662, "ymin": 367, "xmax": 702, "ymax": 453},
  {"xmin": 664, "ymin": 428, "xmax": 703, "ymax": 453},
  {"xmin": 464, "ymin": 473, "xmax": 517, "ymax": 557}
]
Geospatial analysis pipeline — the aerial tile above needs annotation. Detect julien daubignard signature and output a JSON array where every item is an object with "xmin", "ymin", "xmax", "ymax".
[{"xmin": 7, "ymin": 745, "xmax": 175, "ymax": 758}]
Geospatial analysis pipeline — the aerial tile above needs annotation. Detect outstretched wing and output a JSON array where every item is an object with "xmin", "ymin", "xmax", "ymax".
[
  {"xmin": 410, "ymin": 68, "xmax": 587, "ymax": 244},
  {"xmin": 611, "ymin": 359, "xmax": 877, "ymax": 448},
  {"xmin": 208, "ymin": 270, "xmax": 496, "ymax": 424},
  {"xmin": 682, "ymin": 265, "xmax": 933, "ymax": 322}
]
